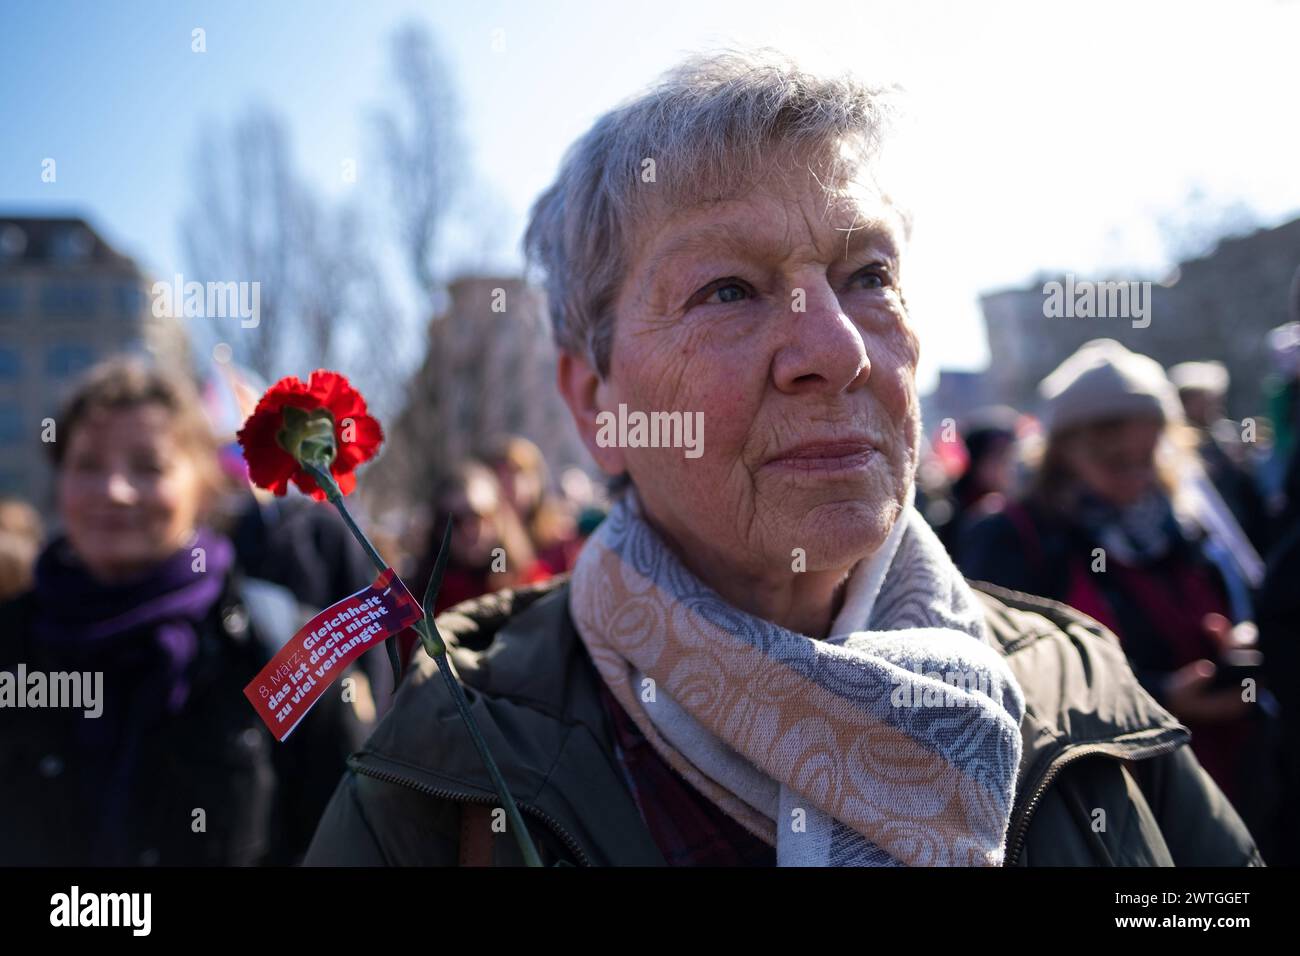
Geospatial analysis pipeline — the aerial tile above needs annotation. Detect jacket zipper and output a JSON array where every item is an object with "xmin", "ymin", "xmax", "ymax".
[
  {"xmin": 351, "ymin": 762, "xmax": 594, "ymax": 867},
  {"xmin": 1002, "ymin": 737, "xmax": 1184, "ymax": 866}
]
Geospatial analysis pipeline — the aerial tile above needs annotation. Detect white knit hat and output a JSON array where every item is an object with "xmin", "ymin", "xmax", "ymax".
[
  {"xmin": 1168, "ymin": 360, "xmax": 1229, "ymax": 396},
  {"xmin": 1039, "ymin": 339, "xmax": 1183, "ymax": 435}
]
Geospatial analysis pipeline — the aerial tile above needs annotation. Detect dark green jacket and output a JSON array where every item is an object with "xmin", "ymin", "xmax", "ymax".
[{"xmin": 304, "ymin": 577, "xmax": 1263, "ymax": 867}]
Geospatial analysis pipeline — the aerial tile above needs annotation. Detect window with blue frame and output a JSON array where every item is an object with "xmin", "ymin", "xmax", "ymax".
[{"xmin": 46, "ymin": 345, "xmax": 97, "ymax": 378}]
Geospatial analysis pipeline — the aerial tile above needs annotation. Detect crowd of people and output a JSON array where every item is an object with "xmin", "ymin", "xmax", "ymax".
[{"xmin": 922, "ymin": 328, "xmax": 1300, "ymax": 864}]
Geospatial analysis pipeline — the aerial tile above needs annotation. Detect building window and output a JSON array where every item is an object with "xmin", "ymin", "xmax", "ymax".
[
  {"xmin": 46, "ymin": 345, "xmax": 96, "ymax": 378},
  {"xmin": 41, "ymin": 282, "xmax": 99, "ymax": 319},
  {"xmin": 0, "ymin": 349, "xmax": 20, "ymax": 379},
  {"xmin": 0, "ymin": 405, "xmax": 24, "ymax": 445},
  {"xmin": 50, "ymin": 225, "xmax": 95, "ymax": 263},
  {"xmin": 0, "ymin": 282, "xmax": 21, "ymax": 319},
  {"xmin": 0, "ymin": 224, "xmax": 28, "ymax": 260},
  {"xmin": 113, "ymin": 282, "xmax": 145, "ymax": 320}
]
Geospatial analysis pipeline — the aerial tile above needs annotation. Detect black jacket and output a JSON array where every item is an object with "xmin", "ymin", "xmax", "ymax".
[{"xmin": 0, "ymin": 569, "xmax": 369, "ymax": 866}]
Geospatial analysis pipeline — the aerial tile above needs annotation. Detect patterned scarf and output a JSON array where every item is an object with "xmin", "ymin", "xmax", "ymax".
[
  {"xmin": 1075, "ymin": 488, "xmax": 1187, "ymax": 567},
  {"xmin": 570, "ymin": 489, "xmax": 1025, "ymax": 866}
]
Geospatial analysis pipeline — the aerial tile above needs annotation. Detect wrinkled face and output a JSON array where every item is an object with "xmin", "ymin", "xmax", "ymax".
[
  {"xmin": 58, "ymin": 404, "xmax": 204, "ymax": 582},
  {"xmin": 1062, "ymin": 417, "xmax": 1163, "ymax": 508},
  {"xmin": 593, "ymin": 158, "xmax": 920, "ymax": 579}
]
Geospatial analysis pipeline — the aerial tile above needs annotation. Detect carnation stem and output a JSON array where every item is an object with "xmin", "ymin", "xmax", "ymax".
[
  {"xmin": 304, "ymin": 463, "xmax": 544, "ymax": 867},
  {"xmin": 314, "ymin": 480, "xmax": 404, "ymax": 685}
]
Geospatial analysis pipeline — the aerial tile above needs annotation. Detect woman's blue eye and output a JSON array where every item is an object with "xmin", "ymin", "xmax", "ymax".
[
  {"xmin": 709, "ymin": 282, "xmax": 748, "ymax": 304},
  {"xmin": 856, "ymin": 270, "xmax": 885, "ymax": 290}
]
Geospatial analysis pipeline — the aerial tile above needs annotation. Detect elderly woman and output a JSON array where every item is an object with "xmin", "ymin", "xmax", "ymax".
[
  {"xmin": 307, "ymin": 51, "xmax": 1259, "ymax": 867},
  {"xmin": 0, "ymin": 357, "xmax": 366, "ymax": 865}
]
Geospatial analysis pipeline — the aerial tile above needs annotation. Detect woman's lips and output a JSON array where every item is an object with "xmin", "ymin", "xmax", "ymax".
[
  {"xmin": 82, "ymin": 513, "xmax": 144, "ymax": 533},
  {"xmin": 763, "ymin": 440, "xmax": 877, "ymax": 475}
]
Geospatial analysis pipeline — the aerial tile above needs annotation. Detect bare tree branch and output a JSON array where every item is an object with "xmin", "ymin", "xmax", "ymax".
[{"xmin": 372, "ymin": 21, "xmax": 465, "ymax": 310}]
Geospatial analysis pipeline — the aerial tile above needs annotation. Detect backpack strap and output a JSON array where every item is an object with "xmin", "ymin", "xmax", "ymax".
[{"xmin": 458, "ymin": 803, "xmax": 495, "ymax": 866}]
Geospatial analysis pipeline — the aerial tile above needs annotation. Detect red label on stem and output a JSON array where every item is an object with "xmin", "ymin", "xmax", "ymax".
[{"xmin": 244, "ymin": 568, "xmax": 422, "ymax": 741}]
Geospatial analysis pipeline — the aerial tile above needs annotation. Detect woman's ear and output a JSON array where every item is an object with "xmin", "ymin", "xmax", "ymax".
[{"xmin": 557, "ymin": 351, "xmax": 627, "ymax": 478}]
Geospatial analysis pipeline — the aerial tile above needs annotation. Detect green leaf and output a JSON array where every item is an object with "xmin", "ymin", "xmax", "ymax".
[{"xmin": 422, "ymin": 517, "xmax": 454, "ymax": 621}]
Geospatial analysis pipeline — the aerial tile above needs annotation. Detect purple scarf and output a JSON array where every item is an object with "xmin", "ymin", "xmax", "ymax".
[
  {"xmin": 29, "ymin": 528, "xmax": 235, "ymax": 862},
  {"xmin": 32, "ymin": 528, "xmax": 235, "ymax": 712}
]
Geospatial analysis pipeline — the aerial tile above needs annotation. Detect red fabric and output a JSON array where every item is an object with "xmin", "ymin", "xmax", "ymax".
[
  {"xmin": 1090, "ymin": 561, "xmax": 1225, "ymax": 667},
  {"xmin": 532, "ymin": 543, "xmax": 573, "ymax": 576},
  {"xmin": 1059, "ymin": 543, "xmax": 1248, "ymax": 804},
  {"xmin": 432, "ymin": 566, "xmax": 494, "ymax": 615},
  {"xmin": 1000, "ymin": 501, "xmax": 1249, "ymax": 803},
  {"xmin": 1063, "ymin": 560, "xmax": 1123, "ymax": 636},
  {"xmin": 519, "ymin": 558, "xmax": 558, "ymax": 586},
  {"xmin": 596, "ymin": 678, "xmax": 775, "ymax": 866}
]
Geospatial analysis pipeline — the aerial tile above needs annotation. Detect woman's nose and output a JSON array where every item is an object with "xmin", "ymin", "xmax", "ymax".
[
  {"xmin": 104, "ymin": 471, "xmax": 138, "ymax": 504},
  {"xmin": 770, "ymin": 281, "xmax": 871, "ymax": 395}
]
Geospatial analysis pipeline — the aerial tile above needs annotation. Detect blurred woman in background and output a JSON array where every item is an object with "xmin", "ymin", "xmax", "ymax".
[
  {"xmin": 0, "ymin": 357, "xmax": 366, "ymax": 866},
  {"xmin": 484, "ymin": 435, "xmax": 578, "ymax": 575},
  {"xmin": 937, "ymin": 406, "xmax": 1021, "ymax": 555},
  {"xmin": 410, "ymin": 460, "xmax": 547, "ymax": 619},
  {"xmin": 0, "ymin": 498, "xmax": 43, "ymax": 602},
  {"xmin": 959, "ymin": 339, "xmax": 1280, "ymax": 852}
]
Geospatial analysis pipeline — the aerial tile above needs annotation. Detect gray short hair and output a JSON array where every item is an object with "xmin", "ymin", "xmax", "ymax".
[{"xmin": 523, "ymin": 47, "xmax": 906, "ymax": 376}]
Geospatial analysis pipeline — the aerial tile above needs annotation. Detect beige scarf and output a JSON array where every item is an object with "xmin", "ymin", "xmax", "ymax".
[{"xmin": 570, "ymin": 488, "xmax": 1024, "ymax": 866}]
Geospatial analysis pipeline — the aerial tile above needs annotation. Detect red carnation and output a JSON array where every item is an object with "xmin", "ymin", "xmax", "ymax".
[
  {"xmin": 236, "ymin": 370, "xmax": 383, "ymax": 500},
  {"xmin": 232, "ymin": 367, "xmax": 539, "ymax": 863}
]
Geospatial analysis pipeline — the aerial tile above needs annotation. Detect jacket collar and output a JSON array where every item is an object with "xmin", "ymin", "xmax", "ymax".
[
  {"xmin": 431, "ymin": 577, "xmax": 1188, "ymax": 755},
  {"xmin": 973, "ymin": 580, "xmax": 1188, "ymax": 752},
  {"xmin": 353, "ymin": 577, "xmax": 667, "ymax": 865},
  {"xmin": 355, "ymin": 576, "xmax": 1189, "ymax": 865}
]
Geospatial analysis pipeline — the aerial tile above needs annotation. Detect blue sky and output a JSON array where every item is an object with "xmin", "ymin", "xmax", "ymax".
[{"xmin": 4, "ymin": 0, "xmax": 1300, "ymax": 391}]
